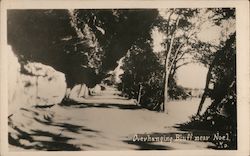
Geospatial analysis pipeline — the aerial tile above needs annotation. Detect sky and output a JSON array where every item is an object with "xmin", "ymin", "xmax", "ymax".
[
  {"xmin": 176, "ymin": 63, "xmax": 208, "ymax": 89},
  {"xmin": 176, "ymin": 22, "xmax": 220, "ymax": 89},
  {"xmin": 176, "ymin": 20, "xmax": 234, "ymax": 88}
]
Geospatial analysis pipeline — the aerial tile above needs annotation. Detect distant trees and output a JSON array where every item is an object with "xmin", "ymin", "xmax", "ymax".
[
  {"xmin": 118, "ymin": 9, "xmax": 200, "ymax": 111},
  {"xmin": 119, "ymin": 8, "xmax": 236, "ymax": 116},
  {"xmin": 119, "ymin": 9, "xmax": 212, "ymax": 112},
  {"xmin": 119, "ymin": 42, "xmax": 165, "ymax": 111}
]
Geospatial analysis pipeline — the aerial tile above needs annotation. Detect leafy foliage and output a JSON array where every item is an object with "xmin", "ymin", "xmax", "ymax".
[
  {"xmin": 207, "ymin": 8, "xmax": 235, "ymax": 25},
  {"xmin": 203, "ymin": 33, "xmax": 236, "ymax": 124},
  {"xmin": 168, "ymin": 76, "xmax": 189, "ymax": 100},
  {"xmin": 182, "ymin": 33, "xmax": 236, "ymax": 149},
  {"xmin": 74, "ymin": 9, "xmax": 159, "ymax": 74},
  {"xmin": 118, "ymin": 42, "xmax": 165, "ymax": 111}
]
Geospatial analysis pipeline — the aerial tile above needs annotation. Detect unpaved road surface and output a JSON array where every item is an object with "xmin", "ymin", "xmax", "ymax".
[{"xmin": 9, "ymin": 86, "xmax": 214, "ymax": 151}]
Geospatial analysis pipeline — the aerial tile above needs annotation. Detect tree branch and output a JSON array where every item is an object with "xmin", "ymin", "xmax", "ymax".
[
  {"xmin": 166, "ymin": 10, "xmax": 175, "ymax": 36},
  {"xmin": 176, "ymin": 61, "xmax": 193, "ymax": 69},
  {"xmin": 168, "ymin": 41, "xmax": 184, "ymax": 74}
]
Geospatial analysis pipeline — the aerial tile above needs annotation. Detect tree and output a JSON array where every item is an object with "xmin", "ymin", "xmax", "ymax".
[
  {"xmin": 181, "ymin": 33, "xmax": 237, "ymax": 149},
  {"xmin": 119, "ymin": 42, "xmax": 165, "ymax": 111},
  {"xmin": 178, "ymin": 8, "xmax": 236, "ymax": 148},
  {"xmin": 73, "ymin": 9, "xmax": 159, "ymax": 75},
  {"xmin": 119, "ymin": 9, "xmax": 217, "ymax": 111},
  {"xmin": 196, "ymin": 8, "xmax": 236, "ymax": 116},
  {"xmin": 156, "ymin": 9, "xmax": 201, "ymax": 112}
]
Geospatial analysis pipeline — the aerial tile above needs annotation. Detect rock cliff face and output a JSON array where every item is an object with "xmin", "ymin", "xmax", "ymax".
[
  {"xmin": 7, "ymin": 10, "xmax": 102, "ymax": 89},
  {"xmin": 8, "ymin": 45, "xmax": 67, "ymax": 115}
]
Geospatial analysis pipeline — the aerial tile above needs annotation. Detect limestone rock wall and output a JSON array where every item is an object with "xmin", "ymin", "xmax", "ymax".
[{"xmin": 8, "ymin": 45, "xmax": 67, "ymax": 115}]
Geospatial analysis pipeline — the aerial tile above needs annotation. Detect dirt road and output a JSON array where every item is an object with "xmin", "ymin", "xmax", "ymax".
[{"xmin": 9, "ymin": 86, "xmax": 214, "ymax": 151}]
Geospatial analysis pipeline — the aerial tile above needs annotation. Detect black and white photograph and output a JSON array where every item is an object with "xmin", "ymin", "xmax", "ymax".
[{"xmin": 0, "ymin": 0, "xmax": 249, "ymax": 155}]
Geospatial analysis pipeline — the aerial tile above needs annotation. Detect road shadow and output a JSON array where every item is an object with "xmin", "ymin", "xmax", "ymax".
[
  {"xmin": 8, "ymin": 107, "xmax": 98, "ymax": 151},
  {"xmin": 9, "ymin": 125, "xmax": 82, "ymax": 151},
  {"xmin": 123, "ymin": 131, "xmax": 217, "ymax": 150},
  {"xmin": 60, "ymin": 100, "xmax": 141, "ymax": 110},
  {"xmin": 123, "ymin": 140, "xmax": 174, "ymax": 150}
]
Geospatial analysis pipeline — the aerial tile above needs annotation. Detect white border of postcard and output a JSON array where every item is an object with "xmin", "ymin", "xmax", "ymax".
[{"xmin": 1, "ymin": 0, "xmax": 249, "ymax": 156}]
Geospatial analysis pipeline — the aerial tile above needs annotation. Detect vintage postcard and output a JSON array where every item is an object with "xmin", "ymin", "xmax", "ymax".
[{"xmin": 0, "ymin": 0, "xmax": 249, "ymax": 156}]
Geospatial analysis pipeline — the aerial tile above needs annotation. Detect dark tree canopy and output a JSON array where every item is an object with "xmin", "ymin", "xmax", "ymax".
[
  {"xmin": 206, "ymin": 33, "xmax": 236, "ymax": 118},
  {"xmin": 208, "ymin": 8, "xmax": 235, "ymax": 25},
  {"xmin": 74, "ymin": 9, "xmax": 159, "ymax": 73},
  {"xmin": 7, "ymin": 9, "xmax": 159, "ymax": 88}
]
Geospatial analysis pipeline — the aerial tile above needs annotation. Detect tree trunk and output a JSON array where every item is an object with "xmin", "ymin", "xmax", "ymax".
[
  {"xmin": 163, "ymin": 32, "xmax": 176, "ymax": 113},
  {"xmin": 137, "ymin": 84, "xmax": 142, "ymax": 105},
  {"xmin": 161, "ymin": 15, "xmax": 180, "ymax": 113},
  {"xmin": 196, "ymin": 63, "xmax": 213, "ymax": 116},
  {"xmin": 163, "ymin": 57, "xmax": 170, "ymax": 112}
]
